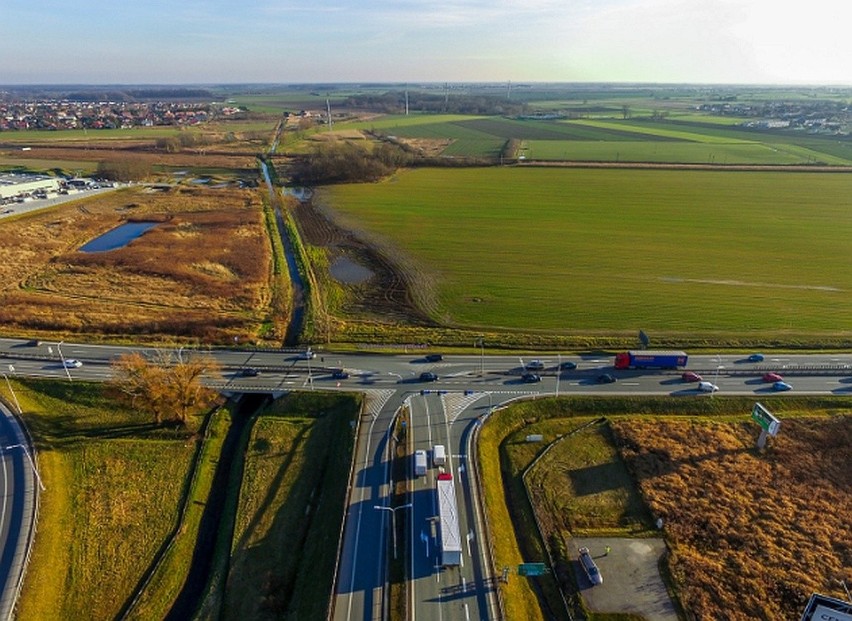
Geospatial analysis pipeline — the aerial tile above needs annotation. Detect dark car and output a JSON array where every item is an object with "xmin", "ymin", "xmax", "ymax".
[
  {"xmin": 424, "ymin": 353, "xmax": 443, "ymax": 362},
  {"xmin": 521, "ymin": 372, "xmax": 541, "ymax": 383},
  {"xmin": 559, "ymin": 361, "xmax": 577, "ymax": 370},
  {"xmin": 525, "ymin": 359, "xmax": 545, "ymax": 371},
  {"xmin": 419, "ymin": 372, "xmax": 439, "ymax": 382},
  {"xmin": 596, "ymin": 373, "xmax": 617, "ymax": 384},
  {"xmin": 748, "ymin": 353, "xmax": 765, "ymax": 363},
  {"xmin": 239, "ymin": 367, "xmax": 259, "ymax": 377},
  {"xmin": 331, "ymin": 368, "xmax": 350, "ymax": 380},
  {"xmin": 578, "ymin": 547, "xmax": 603, "ymax": 585},
  {"xmin": 681, "ymin": 371, "xmax": 703, "ymax": 382},
  {"xmin": 25, "ymin": 339, "xmax": 42, "ymax": 347}
]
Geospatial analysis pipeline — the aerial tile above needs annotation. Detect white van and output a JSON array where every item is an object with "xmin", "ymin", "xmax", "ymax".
[
  {"xmin": 414, "ymin": 450, "xmax": 427, "ymax": 476},
  {"xmin": 432, "ymin": 444, "xmax": 446, "ymax": 467}
]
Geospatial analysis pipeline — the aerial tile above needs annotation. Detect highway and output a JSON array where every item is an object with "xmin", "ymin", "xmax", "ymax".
[{"xmin": 1, "ymin": 338, "xmax": 851, "ymax": 620}]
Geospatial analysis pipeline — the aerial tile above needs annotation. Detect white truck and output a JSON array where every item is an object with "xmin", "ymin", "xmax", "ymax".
[
  {"xmin": 414, "ymin": 450, "xmax": 427, "ymax": 477},
  {"xmin": 436, "ymin": 472, "xmax": 462, "ymax": 566},
  {"xmin": 432, "ymin": 444, "xmax": 446, "ymax": 467}
]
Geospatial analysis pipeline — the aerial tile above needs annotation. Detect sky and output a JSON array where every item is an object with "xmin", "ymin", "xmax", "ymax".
[{"xmin": 2, "ymin": 0, "xmax": 850, "ymax": 85}]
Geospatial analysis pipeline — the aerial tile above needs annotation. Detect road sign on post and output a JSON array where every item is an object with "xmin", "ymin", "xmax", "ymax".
[
  {"xmin": 518, "ymin": 562, "xmax": 548, "ymax": 576},
  {"xmin": 751, "ymin": 402, "xmax": 781, "ymax": 449}
]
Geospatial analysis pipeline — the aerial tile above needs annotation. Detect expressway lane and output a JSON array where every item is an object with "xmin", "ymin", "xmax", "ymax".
[{"xmin": 2, "ymin": 337, "xmax": 852, "ymax": 621}]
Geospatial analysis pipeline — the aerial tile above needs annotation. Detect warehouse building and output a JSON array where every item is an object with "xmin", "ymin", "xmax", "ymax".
[{"xmin": 0, "ymin": 173, "xmax": 62, "ymax": 201}]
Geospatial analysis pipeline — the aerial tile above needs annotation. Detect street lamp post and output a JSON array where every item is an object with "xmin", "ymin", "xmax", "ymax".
[
  {"xmin": 56, "ymin": 341, "xmax": 73, "ymax": 382},
  {"xmin": 556, "ymin": 353, "xmax": 561, "ymax": 397},
  {"xmin": 374, "ymin": 503, "xmax": 412, "ymax": 559},
  {"xmin": 476, "ymin": 337, "xmax": 485, "ymax": 377},
  {"xmin": 3, "ymin": 365, "xmax": 22, "ymax": 414},
  {"xmin": 5, "ymin": 443, "xmax": 45, "ymax": 491},
  {"xmin": 714, "ymin": 364, "xmax": 724, "ymax": 397}
]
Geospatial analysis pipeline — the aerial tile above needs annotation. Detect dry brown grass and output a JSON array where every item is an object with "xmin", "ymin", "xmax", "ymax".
[
  {"xmin": 612, "ymin": 416, "xmax": 851, "ymax": 620},
  {"xmin": 0, "ymin": 185, "xmax": 278, "ymax": 344}
]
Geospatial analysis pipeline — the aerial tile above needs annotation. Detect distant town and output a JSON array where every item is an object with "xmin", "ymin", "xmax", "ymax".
[{"xmin": 0, "ymin": 98, "xmax": 245, "ymax": 131}]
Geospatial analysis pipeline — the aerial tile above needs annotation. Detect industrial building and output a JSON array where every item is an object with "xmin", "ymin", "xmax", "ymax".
[{"xmin": 0, "ymin": 173, "xmax": 62, "ymax": 201}]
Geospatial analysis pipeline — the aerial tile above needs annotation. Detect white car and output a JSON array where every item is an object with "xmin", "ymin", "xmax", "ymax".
[
  {"xmin": 63, "ymin": 359, "xmax": 82, "ymax": 368},
  {"xmin": 296, "ymin": 349, "xmax": 316, "ymax": 360},
  {"xmin": 698, "ymin": 381, "xmax": 718, "ymax": 393},
  {"xmin": 525, "ymin": 359, "xmax": 545, "ymax": 371}
]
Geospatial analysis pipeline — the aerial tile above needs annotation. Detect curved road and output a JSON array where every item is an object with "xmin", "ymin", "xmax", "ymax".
[{"xmin": 1, "ymin": 338, "xmax": 851, "ymax": 620}]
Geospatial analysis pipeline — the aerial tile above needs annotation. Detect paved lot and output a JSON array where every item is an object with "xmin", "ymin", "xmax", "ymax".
[{"xmin": 572, "ymin": 537, "xmax": 679, "ymax": 621}]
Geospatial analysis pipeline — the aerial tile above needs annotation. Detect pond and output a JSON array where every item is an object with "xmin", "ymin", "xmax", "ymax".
[
  {"xmin": 79, "ymin": 221, "xmax": 159, "ymax": 252},
  {"xmin": 329, "ymin": 257, "xmax": 373, "ymax": 284}
]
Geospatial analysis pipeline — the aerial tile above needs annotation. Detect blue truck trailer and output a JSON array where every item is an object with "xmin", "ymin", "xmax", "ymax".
[{"xmin": 614, "ymin": 350, "xmax": 688, "ymax": 370}]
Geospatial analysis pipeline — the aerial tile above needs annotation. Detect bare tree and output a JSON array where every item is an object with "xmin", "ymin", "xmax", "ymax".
[{"xmin": 109, "ymin": 351, "xmax": 221, "ymax": 426}]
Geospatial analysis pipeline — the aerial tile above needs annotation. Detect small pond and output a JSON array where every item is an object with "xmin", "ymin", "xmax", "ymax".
[
  {"xmin": 79, "ymin": 221, "xmax": 159, "ymax": 252},
  {"xmin": 329, "ymin": 257, "xmax": 373, "ymax": 284}
]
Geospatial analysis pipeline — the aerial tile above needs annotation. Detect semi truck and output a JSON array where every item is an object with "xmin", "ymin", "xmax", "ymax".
[
  {"xmin": 436, "ymin": 472, "xmax": 462, "ymax": 566},
  {"xmin": 614, "ymin": 350, "xmax": 688, "ymax": 370}
]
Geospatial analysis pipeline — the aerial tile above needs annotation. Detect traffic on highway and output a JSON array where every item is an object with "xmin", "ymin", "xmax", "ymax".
[{"xmin": 1, "ymin": 337, "xmax": 851, "ymax": 620}]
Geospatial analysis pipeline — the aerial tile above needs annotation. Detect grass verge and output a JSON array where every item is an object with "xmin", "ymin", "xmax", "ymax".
[{"xmin": 11, "ymin": 379, "xmax": 200, "ymax": 620}]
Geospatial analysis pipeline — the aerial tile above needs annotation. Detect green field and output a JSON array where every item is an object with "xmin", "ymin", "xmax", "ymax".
[
  {"xmin": 317, "ymin": 167, "xmax": 852, "ymax": 343},
  {"xmin": 341, "ymin": 112, "xmax": 852, "ymax": 165}
]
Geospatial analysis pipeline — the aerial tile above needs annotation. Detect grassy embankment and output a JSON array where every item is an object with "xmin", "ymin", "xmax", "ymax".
[
  {"xmin": 479, "ymin": 395, "xmax": 851, "ymax": 621},
  {"xmin": 121, "ymin": 404, "xmax": 233, "ymax": 620},
  {"xmin": 6, "ymin": 378, "xmax": 203, "ymax": 620},
  {"xmin": 316, "ymin": 167, "xmax": 852, "ymax": 349},
  {"xmin": 198, "ymin": 392, "xmax": 360, "ymax": 620}
]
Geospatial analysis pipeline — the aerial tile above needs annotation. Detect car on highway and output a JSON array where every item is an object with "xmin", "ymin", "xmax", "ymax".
[
  {"xmin": 596, "ymin": 373, "xmax": 617, "ymax": 384},
  {"xmin": 419, "ymin": 372, "xmax": 438, "ymax": 382},
  {"xmin": 698, "ymin": 381, "xmax": 719, "ymax": 393},
  {"xmin": 748, "ymin": 353, "xmax": 765, "ymax": 363},
  {"xmin": 772, "ymin": 380, "xmax": 793, "ymax": 391},
  {"xmin": 25, "ymin": 339, "xmax": 42, "ymax": 347},
  {"xmin": 297, "ymin": 349, "xmax": 316, "ymax": 360},
  {"xmin": 424, "ymin": 353, "xmax": 443, "ymax": 362},
  {"xmin": 682, "ymin": 371, "xmax": 703, "ymax": 382},
  {"xmin": 560, "ymin": 361, "xmax": 578, "ymax": 370},
  {"xmin": 238, "ymin": 367, "xmax": 259, "ymax": 377},
  {"xmin": 578, "ymin": 547, "xmax": 603, "ymax": 585},
  {"xmin": 331, "ymin": 368, "xmax": 349, "ymax": 380},
  {"xmin": 762, "ymin": 372, "xmax": 783, "ymax": 383},
  {"xmin": 525, "ymin": 359, "xmax": 545, "ymax": 371},
  {"xmin": 521, "ymin": 372, "xmax": 541, "ymax": 383},
  {"xmin": 63, "ymin": 359, "xmax": 82, "ymax": 368}
]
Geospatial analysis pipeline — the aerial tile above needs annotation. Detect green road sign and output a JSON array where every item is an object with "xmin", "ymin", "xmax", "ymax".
[
  {"xmin": 518, "ymin": 562, "xmax": 548, "ymax": 576},
  {"xmin": 751, "ymin": 402, "xmax": 781, "ymax": 436}
]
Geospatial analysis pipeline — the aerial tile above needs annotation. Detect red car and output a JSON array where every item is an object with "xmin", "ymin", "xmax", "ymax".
[
  {"xmin": 682, "ymin": 371, "xmax": 703, "ymax": 382},
  {"xmin": 762, "ymin": 372, "xmax": 783, "ymax": 383}
]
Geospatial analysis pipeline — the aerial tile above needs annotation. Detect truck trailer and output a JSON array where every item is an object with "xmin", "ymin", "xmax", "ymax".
[
  {"xmin": 436, "ymin": 472, "xmax": 462, "ymax": 566},
  {"xmin": 614, "ymin": 350, "xmax": 688, "ymax": 370}
]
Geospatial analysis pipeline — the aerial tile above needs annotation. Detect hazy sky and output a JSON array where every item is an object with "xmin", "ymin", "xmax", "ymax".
[{"xmin": 2, "ymin": 0, "xmax": 850, "ymax": 85}]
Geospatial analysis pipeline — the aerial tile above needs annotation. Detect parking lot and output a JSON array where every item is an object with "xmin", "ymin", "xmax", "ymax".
[{"xmin": 572, "ymin": 536, "xmax": 679, "ymax": 621}]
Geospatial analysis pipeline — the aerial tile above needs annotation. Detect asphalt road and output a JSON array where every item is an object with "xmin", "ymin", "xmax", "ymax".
[{"xmin": 1, "ymin": 338, "xmax": 851, "ymax": 620}]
